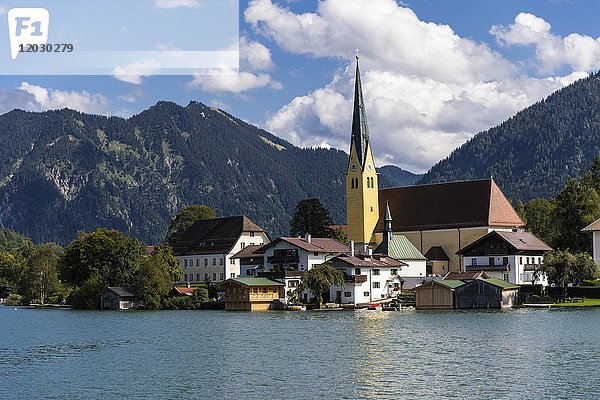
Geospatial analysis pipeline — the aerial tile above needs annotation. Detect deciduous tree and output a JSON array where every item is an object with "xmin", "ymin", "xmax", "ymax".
[
  {"xmin": 298, "ymin": 262, "xmax": 345, "ymax": 306},
  {"xmin": 167, "ymin": 205, "xmax": 216, "ymax": 244}
]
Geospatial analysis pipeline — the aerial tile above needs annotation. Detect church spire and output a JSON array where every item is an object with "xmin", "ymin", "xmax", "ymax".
[{"xmin": 351, "ymin": 50, "xmax": 370, "ymax": 170}]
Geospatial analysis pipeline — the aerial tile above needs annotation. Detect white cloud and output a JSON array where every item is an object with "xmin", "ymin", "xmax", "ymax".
[
  {"xmin": 17, "ymin": 82, "xmax": 111, "ymax": 114},
  {"xmin": 154, "ymin": 0, "xmax": 200, "ymax": 9},
  {"xmin": 185, "ymin": 37, "xmax": 281, "ymax": 93},
  {"xmin": 245, "ymin": 0, "xmax": 589, "ymax": 172},
  {"xmin": 491, "ymin": 12, "xmax": 600, "ymax": 74},
  {"xmin": 186, "ymin": 70, "xmax": 282, "ymax": 93},
  {"xmin": 112, "ymin": 60, "xmax": 161, "ymax": 85}
]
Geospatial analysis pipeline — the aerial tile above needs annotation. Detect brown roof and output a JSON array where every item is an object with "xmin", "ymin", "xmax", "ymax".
[
  {"xmin": 231, "ymin": 245, "xmax": 265, "ymax": 259},
  {"xmin": 260, "ymin": 237, "xmax": 349, "ymax": 253},
  {"xmin": 332, "ymin": 253, "xmax": 408, "ymax": 268},
  {"xmin": 376, "ymin": 179, "xmax": 524, "ymax": 232},
  {"xmin": 456, "ymin": 230, "xmax": 553, "ymax": 255},
  {"xmin": 443, "ymin": 271, "xmax": 489, "ymax": 280},
  {"xmin": 172, "ymin": 216, "xmax": 265, "ymax": 256},
  {"xmin": 424, "ymin": 246, "xmax": 450, "ymax": 261},
  {"xmin": 582, "ymin": 218, "xmax": 600, "ymax": 232}
]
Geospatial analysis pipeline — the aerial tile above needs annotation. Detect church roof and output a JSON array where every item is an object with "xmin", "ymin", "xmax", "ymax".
[
  {"xmin": 350, "ymin": 56, "xmax": 370, "ymax": 170},
  {"xmin": 374, "ymin": 234, "xmax": 426, "ymax": 260},
  {"xmin": 375, "ymin": 179, "xmax": 524, "ymax": 232},
  {"xmin": 172, "ymin": 216, "xmax": 265, "ymax": 256}
]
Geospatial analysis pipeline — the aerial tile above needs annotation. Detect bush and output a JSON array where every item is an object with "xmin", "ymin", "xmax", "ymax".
[{"xmin": 6, "ymin": 293, "xmax": 24, "ymax": 306}]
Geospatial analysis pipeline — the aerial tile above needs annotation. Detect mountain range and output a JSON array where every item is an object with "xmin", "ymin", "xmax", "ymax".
[{"xmin": 0, "ymin": 101, "xmax": 417, "ymax": 245}]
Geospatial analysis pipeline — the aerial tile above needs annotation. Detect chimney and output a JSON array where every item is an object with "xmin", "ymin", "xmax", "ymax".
[
  {"xmin": 186, "ymin": 282, "xmax": 191, "ymax": 288},
  {"xmin": 305, "ymin": 233, "xmax": 311, "ymax": 243},
  {"xmin": 367, "ymin": 248, "xmax": 373, "ymax": 257},
  {"xmin": 350, "ymin": 241, "xmax": 355, "ymax": 257}
]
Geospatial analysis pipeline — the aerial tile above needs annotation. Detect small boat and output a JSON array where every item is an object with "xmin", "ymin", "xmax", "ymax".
[
  {"xmin": 287, "ymin": 305, "xmax": 307, "ymax": 311},
  {"xmin": 367, "ymin": 303, "xmax": 382, "ymax": 311}
]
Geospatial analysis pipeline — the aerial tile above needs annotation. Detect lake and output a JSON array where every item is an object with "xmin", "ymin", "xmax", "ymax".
[{"xmin": 1, "ymin": 307, "xmax": 599, "ymax": 399}]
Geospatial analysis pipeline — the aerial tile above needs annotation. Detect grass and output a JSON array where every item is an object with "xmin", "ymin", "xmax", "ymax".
[{"xmin": 552, "ymin": 298, "xmax": 600, "ymax": 307}]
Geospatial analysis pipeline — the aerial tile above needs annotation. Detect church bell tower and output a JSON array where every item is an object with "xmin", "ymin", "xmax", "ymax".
[{"xmin": 346, "ymin": 51, "xmax": 379, "ymax": 245}]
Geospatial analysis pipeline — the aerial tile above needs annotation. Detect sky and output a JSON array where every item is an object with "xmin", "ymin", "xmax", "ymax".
[{"xmin": 2, "ymin": 0, "xmax": 600, "ymax": 173}]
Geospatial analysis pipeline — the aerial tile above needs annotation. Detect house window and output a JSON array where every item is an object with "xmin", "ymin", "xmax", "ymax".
[
  {"xmin": 252, "ymin": 288, "xmax": 258, "ymax": 293},
  {"xmin": 212, "ymin": 273, "xmax": 216, "ymax": 281},
  {"xmin": 212, "ymin": 258, "xmax": 216, "ymax": 266},
  {"xmin": 526, "ymin": 257, "xmax": 530, "ymax": 265},
  {"xmin": 220, "ymin": 258, "xmax": 224, "ymax": 265},
  {"xmin": 204, "ymin": 273, "xmax": 208, "ymax": 280},
  {"xmin": 363, "ymin": 291, "xmax": 369, "ymax": 297},
  {"xmin": 288, "ymin": 280, "xmax": 298, "ymax": 288},
  {"xmin": 372, "ymin": 269, "xmax": 380, "ymax": 276},
  {"xmin": 204, "ymin": 259, "xmax": 208, "ymax": 266},
  {"xmin": 490, "ymin": 242, "xmax": 495, "ymax": 249},
  {"xmin": 355, "ymin": 268, "xmax": 361, "ymax": 275},
  {"xmin": 520, "ymin": 273, "xmax": 523, "ymax": 281},
  {"xmin": 220, "ymin": 273, "xmax": 224, "ymax": 280},
  {"xmin": 472, "ymin": 258, "xmax": 477, "ymax": 266},
  {"xmin": 503, "ymin": 274, "xmax": 509, "ymax": 282},
  {"xmin": 184, "ymin": 274, "xmax": 188, "ymax": 281},
  {"xmin": 489, "ymin": 257, "xmax": 495, "ymax": 266},
  {"xmin": 196, "ymin": 259, "xmax": 199, "ymax": 266},
  {"xmin": 196, "ymin": 274, "xmax": 200, "ymax": 281},
  {"xmin": 184, "ymin": 259, "xmax": 188, "ymax": 267},
  {"xmin": 250, "ymin": 232, "xmax": 255, "ymax": 237},
  {"xmin": 241, "ymin": 242, "xmax": 246, "ymax": 249},
  {"xmin": 503, "ymin": 257, "xmax": 509, "ymax": 266},
  {"xmin": 344, "ymin": 292, "xmax": 352, "ymax": 297},
  {"xmin": 314, "ymin": 252, "xmax": 318, "ymax": 256},
  {"xmin": 262, "ymin": 288, "xmax": 267, "ymax": 293},
  {"xmin": 230, "ymin": 258, "xmax": 235, "ymax": 265},
  {"xmin": 373, "ymin": 282, "xmax": 380, "ymax": 289},
  {"xmin": 391, "ymin": 269, "xmax": 398, "ymax": 276},
  {"xmin": 520, "ymin": 257, "xmax": 523, "ymax": 265},
  {"xmin": 230, "ymin": 273, "xmax": 235, "ymax": 278},
  {"xmin": 351, "ymin": 179, "xmax": 355, "ymax": 189}
]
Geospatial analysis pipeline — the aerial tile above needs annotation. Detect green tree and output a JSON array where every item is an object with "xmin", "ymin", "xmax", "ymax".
[
  {"xmin": 581, "ymin": 155, "xmax": 600, "ymax": 193},
  {"xmin": 514, "ymin": 200, "xmax": 527, "ymax": 226},
  {"xmin": 542, "ymin": 250, "xmax": 599, "ymax": 298},
  {"xmin": 524, "ymin": 199, "xmax": 558, "ymax": 247},
  {"xmin": 298, "ymin": 262, "xmax": 345, "ymax": 306},
  {"xmin": 20, "ymin": 243, "xmax": 62, "ymax": 304},
  {"xmin": 290, "ymin": 198, "xmax": 335, "ymax": 238},
  {"xmin": 554, "ymin": 179, "xmax": 600, "ymax": 252},
  {"xmin": 61, "ymin": 229, "xmax": 144, "ymax": 308},
  {"xmin": 137, "ymin": 245, "xmax": 181, "ymax": 309},
  {"xmin": 0, "ymin": 251, "xmax": 24, "ymax": 297},
  {"xmin": 167, "ymin": 205, "xmax": 216, "ymax": 244}
]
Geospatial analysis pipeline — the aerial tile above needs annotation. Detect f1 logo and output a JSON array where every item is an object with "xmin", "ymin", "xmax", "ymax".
[{"xmin": 7, "ymin": 8, "xmax": 49, "ymax": 60}]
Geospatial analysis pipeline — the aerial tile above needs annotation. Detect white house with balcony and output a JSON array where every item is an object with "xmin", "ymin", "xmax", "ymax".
[
  {"xmin": 456, "ymin": 230, "xmax": 552, "ymax": 286},
  {"xmin": 256, "ymin": 235, "xmax": 348, "ymax": 303},
  {"xmin": 171, "ymin": 216, "xmax": 269, "ymax": 284}
]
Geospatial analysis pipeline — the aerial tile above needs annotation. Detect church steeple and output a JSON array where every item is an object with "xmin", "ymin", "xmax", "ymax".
[
  {"xmin": 345, "ymin": 50, "xmax": 379, "ymax": 245},
  {"xmin": 350, "ymin": 51, "xmax": 370, "ymax": 170}
]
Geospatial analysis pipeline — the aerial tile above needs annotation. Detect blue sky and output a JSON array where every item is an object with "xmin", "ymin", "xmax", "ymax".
[{"xmin": 2, "ymin": 0, "xmax": 600, "ymax": 173}]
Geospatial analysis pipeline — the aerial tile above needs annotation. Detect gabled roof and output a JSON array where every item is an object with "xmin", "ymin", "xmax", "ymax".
[
  {"xmin": 456, "ymin": 230, "xmax": 553, "ymax": 255},
  {"xmin": 103, "ymin": 287, "xmax": 139, "ymax": 297},
  {"xmin": 171, "ymin": 287, "xmax": 198, "ymax": 296},
  {"xmin": 482, "ymin": 278, "xmax": 520, "ymax": 290},
  {"xmin": 429, "ymin": 280, "xmax": 465, "ymax": 289},
  {"xmin": 172, "ymin": 216, "xmax": 265, "ymax": 256},
  {"xmin": 443, "ymin": 271, "xmax": 489, "ymax": 280},
  {"xmin": 424, "ymin": 246, "xmax": 450, "ymax": 261},
  {"xmin": 219, "ymin": 277, "xmax": 284, "ymax": 287},
  {"xmin": 374, "ymin": 235, "xmax": 426, "ymax": 260},
  {"xmin": 231, "ymin": 245, "xmax": 264, "ymax": 259},
  {"xmin": 582, "ymin": 218, "xmax": 600, "ymax": 232},
  {"xmin": 259, "ymin": 237, "xmax": 348, "ymax": 253},
  {"xmin": 376, "ymin": 179, "xmax": 524, "ymax": 232},
  {"xmin": 332, "ymin": 253, "xmax": 407, "ymax": 268}
]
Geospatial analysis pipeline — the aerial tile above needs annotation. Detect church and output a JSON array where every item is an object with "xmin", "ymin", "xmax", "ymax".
[{"xmin": 345, "ymin": 53, "xmax": 527, "ymax": 275}]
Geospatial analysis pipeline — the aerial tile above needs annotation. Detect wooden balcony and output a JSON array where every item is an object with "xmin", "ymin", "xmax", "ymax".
[
  {"xmin": 465, "ymin": 264, "xmax": 509, "ymax": 272},
  {"xmin": 267, "ymin": 255, "xmax": 300, "ymax": 264},
  {"xmin": 345, "ymin": 274, "xmax": 368, "ymax": 284}
]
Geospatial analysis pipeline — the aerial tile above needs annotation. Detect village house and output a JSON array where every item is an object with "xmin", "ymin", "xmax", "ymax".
[
  {"xmin": 100, "ymin": 287, "xmax": 141, "ymax": 310},
  {"xmin": 582, "ymin": 218, "xmax": 600, "ymax": 266},
  {"xmin": 456, "ymin": 230, "xmax": 552, "ymax": 286},
  {"xmin": 218, "ymin": 277, "xmax": 284, "ymax": 311},
  {"xmin": 171, "ymin": 215, "xmax": 269, "ymax": 284},
  {"xmin": 257, "ymin": 235, "xmax": 348, "ymax": 302},
  {"xmin": 328, "ymin": 250, "xmax": 407, "ymax": 305},
  {"xmin": 230, "ymin": 245, "xmax": 265, "ymax": 277}
]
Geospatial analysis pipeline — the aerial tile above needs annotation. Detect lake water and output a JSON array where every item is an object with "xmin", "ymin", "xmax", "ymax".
[{"xmin": 1, "ymin": 307, "xmax": 599, "ymax": 399}]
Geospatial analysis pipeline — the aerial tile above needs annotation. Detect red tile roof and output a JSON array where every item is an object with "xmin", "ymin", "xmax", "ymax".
[{"xmin": 376, "ymin": 179, "xmax": 524, "ymax": 232}]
